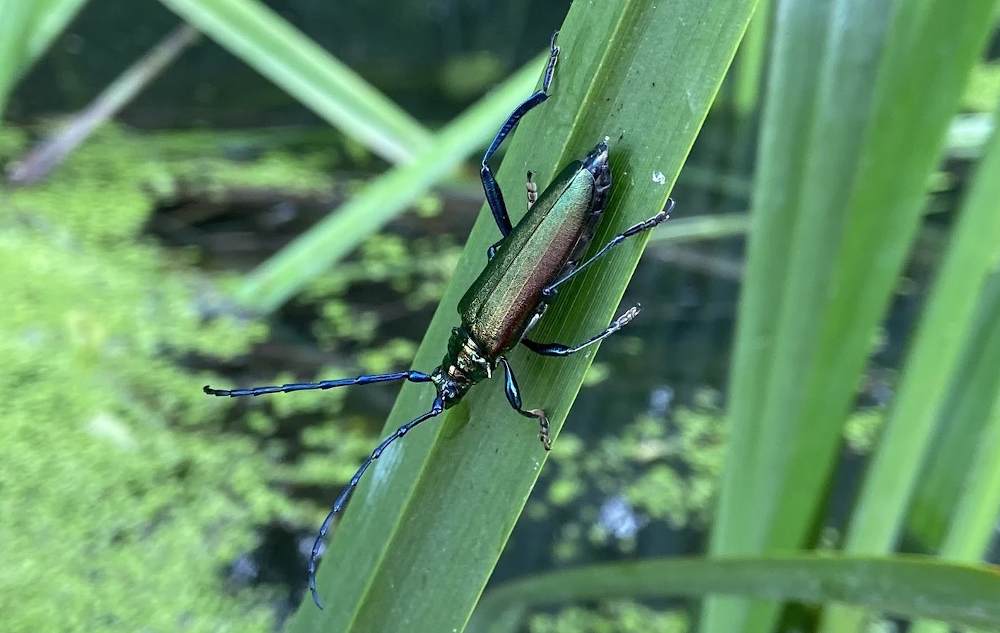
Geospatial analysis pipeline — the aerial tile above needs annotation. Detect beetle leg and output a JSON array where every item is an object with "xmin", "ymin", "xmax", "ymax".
[
  {"xmin": 541, "ymin": 198, "xmax": 675, "ymax": 298},
  {"xmin": 308, "ymin": 396, "xmax": 445, "ymax": 609},
  {"xmin": 203, "ymin": 369, "xmax": 433, "ymax": 397},
  {"xmin": 485, "ymin": 169, "xmax": 538, "ymax": 261},
  {"xmin": 526, "ymin": 170, "xmax": 538, "ymax": 210},
  {"xmin": 498, "ymin": 356, "xmax": 551, "ymax": 450},
  {"xmin": 481, "ymin": 32, "xmax": 559, "ymax": 237},
  {"xmin": 523, "ymin": 304, "xmax": 641, "ymax": 357}
]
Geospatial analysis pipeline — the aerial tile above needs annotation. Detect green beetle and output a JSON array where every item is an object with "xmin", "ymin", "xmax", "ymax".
[{"xmin": 202, "ymin": 33, "xmax": 674, "ymax": 609}]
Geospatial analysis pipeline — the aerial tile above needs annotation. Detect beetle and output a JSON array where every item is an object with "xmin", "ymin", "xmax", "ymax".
[{"xmin": 202, "ymin": 32, "xmax": 674, "ymax": 609}]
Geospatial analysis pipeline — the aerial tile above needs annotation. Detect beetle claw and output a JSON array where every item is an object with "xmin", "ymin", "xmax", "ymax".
[
  {"xmin": 617, "ymin": 304, "xmax": 642, "ymax": 327},
  {"xmin": 531, "ymin": 409, "xmax": 551, "ymax": 450}
]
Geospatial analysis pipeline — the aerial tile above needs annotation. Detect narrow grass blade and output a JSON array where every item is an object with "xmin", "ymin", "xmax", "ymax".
[
  {"xmin": 704, "ymin": 0, "xmax": 838, "ymax": 627},
  {"xmin": 910, "ymin": 387, "xmax": 1000, "ymax": 633},
  {"xmin": 158, "ymin": 0, "xmax": 431, "ymax": 163},
  {"xmin": 731, "ymin": 0, "xmax": 772, "ymax": 120},
  {"xmin": 283, "ymin": 1, "xmax": 757, "ymax": 631},
  {"xmin": 841, "ymin": 93, "xmax": 1000, "ymax": 559},
  {"xmin": 705, "ymin": 1, "xmax": 999, "ymax": 633},
  {"xmin": 470, "ymin": 556, "xmax": 1000, "ymax": 632},
  {"xmin": 648, "ymin": 213, "xmax": 750, "ymax": 244},
  {"xmin": 824, "ymin": 94, "xmax": 1000, "ymax": 632},
  {"xmin": 0, "ymin": 1, "xmax": 37, "ymax": 117},
  {"xmin": 906, "ymin": 273, "xmax": 1000, "ymax": 548},
  {"xmin": 0, "ymin": 0, "xmax": 86, "ymax": 116},
  {"xmin": 234, "ymin": 54, "xmax": 545, "ymax": 313},
  {"xmin": 22, "ymin": 0, "xmax": 88, "ymax": 72}
]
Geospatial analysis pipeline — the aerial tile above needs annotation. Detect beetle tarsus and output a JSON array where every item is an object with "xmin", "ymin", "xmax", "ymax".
[
  {"xmin": 526, "ymin": 170, "xmax": 538, "ymax": 210},
  {"xmin": 534, "ymin": 409, "xmax": 552, "ymax": 450},
  {"xmin": 542, "ymin": 32, "xmax": 559, "ymax": 93},
  {"xmin": 498, "ymin": 357, "xmax": 551, "ymax": 449},
  {"xmin": 522, "ymin": 304, "xmax": 643, "ymax": 358}
]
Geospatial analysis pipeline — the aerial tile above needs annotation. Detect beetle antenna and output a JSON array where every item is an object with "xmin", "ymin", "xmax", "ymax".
[
  {"xmin": 308, "ymin": 396, "xmax": 445, "ymax": 609},
  {"xmin": 203, "ymin": 369, "xmax": 433, "ymax": 398}
]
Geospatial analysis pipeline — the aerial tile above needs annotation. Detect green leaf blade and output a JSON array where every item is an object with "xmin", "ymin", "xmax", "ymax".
[
  {"xmin": 829, "ymin": 93, "xmax": 1000, "ymax": 633},
  {"xmin": 284, "ymin": 1, "xmax": 757, "ymax": 631},
  {"xmin": 23, "ymin": 0, "xmax": 88, "ymax": 71},
  {"xmin": 704, "ymin": 0, "xmax": 840, "ymax": 628},
  {"xmin": 0, "ymin": 1, "xmax": 39, "ymax": 116},
  {"xmin": 845, "ymin": 94, "xmax": 1000, "ymax": 554},
  {"xmin": 907, "ymin": 273, "xmax": 1000, "ymax": 550},
  {"xmin": 158, "ymin": 0, "xmax": 431, "ymax": 163},
  {"xmin": 705, "ymin": 1, "xmax": 1000, "ymax": 633},
  {"xmin": 473, "ymin": 556, "xmax": 1000, "ymax": 632}
]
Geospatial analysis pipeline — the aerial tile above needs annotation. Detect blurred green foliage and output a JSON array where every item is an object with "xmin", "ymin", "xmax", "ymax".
[
  {"xmin": 0, "ymin": 124, "xmax": 426, "ymax": 631},
  {"xmin": 528, "ymin": 601, "xmax": 689, "ymax": 633},
  {"xmin": 538, "ymin": 397, "xmax": 725, "ymax": 562},
  {"xmin": 536, "ymin": 393, "xmax": 884, "ymax": 566},
  {"xmin": 439, "ymin": 51, "xmax": 508, "ymax": 100},
  {"xmin": 0, "ymin": 125, "xmax": 282, "ymax": 631},
  {"xmin": 3, "ymin": 125, "xmax": 338, "ymax": 243},
  {"xmin": 963, "ymin": 63, "xmax": 1000, "ymax": 112}
]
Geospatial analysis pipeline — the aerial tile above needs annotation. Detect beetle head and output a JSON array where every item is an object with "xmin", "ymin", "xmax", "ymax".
[{"xmin": 430, "ymin": 367, "xmax": 472, "ymax": 409}]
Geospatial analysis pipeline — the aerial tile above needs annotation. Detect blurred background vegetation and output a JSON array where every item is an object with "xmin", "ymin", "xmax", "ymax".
[{"xmin": 1, "ymin": 1, "xmax": 999, "ymax": 632}]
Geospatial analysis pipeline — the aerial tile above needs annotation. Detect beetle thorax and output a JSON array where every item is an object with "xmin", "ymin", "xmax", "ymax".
[{"xmin": 432, "ymin": 327, "xmax": 493, "ymax": 408}]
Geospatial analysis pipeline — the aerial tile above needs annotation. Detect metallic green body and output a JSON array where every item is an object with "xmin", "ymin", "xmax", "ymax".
[
  {"xmin": 432, "ymin": 141, "xmax": 610, "ymax": 408},
  {"xmin": 458, "ymin": 160, "xmax": 598, "ymax": 356}
]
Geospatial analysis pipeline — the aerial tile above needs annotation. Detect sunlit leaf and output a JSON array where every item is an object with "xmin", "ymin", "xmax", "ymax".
[{"xmin": 471, "ymin": 556, "xmax": 1000, "ymax": 633}]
